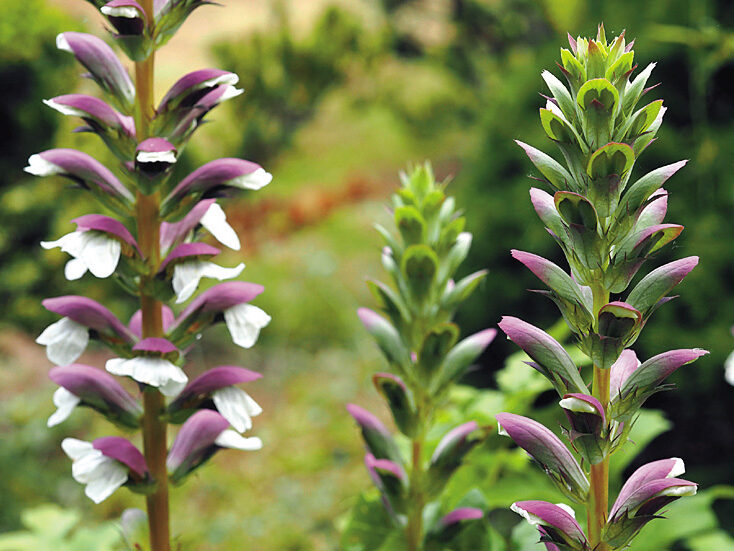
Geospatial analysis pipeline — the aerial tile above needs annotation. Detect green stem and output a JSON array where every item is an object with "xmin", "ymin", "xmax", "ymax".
[
  {"xmin": 407, "ymin": 436, "xmax": 424, "ymax": 551},
  {"xmin": 588, "ymin": 284, "xmax": 610, "ymax": 551},
  {"xmin": 134, "ymin": 2, "xmax": 170, "ymax": 549}
]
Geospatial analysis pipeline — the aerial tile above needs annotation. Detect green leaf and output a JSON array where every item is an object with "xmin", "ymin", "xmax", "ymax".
[
  {"xmin": 515, "ymin": 140, "xmax": 574, "ymax": 190},
  {"xmin": 622, "ymin": 62, "xmax": 656, "ymax": 115},
  {"xmin": 541, "ymin": 70, "xmax": 577, "ymax": 123},
  {"xmin": 394, "ymin": 206, "xmax": 425, "ymax": 245},
  {"xmin": 340, "ymin": 493, "xmax": 403, "ymax": 551},
  {"xmin": 577, "ymin": 78, "xmax": 618, "ymax": 113},
  {"xmin": 419, "ymin": 323, "xmax": 460, "ymax": 378},
  {"xmin": 587, "ymin": 142, "xmax": 635, "ymax": 179},
  {"xmin": 401, "ymin": 244, "xmax": 438, "ymax": 300}
]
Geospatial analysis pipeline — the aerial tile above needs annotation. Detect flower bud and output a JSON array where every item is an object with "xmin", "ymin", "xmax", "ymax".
[
  {"xmin": 496, "ymin": 413, "xmax": 588, "ymax": 503},
  {"xmin": 372, "ymin": 373, "xmax": 418, "ymax": 437},
  {"xmin": 346, "ymin": 403, "xmax": 402, "ymax": 463},
  {"xmin": 48, "ymin": 364, "xmax": 142, "ymax": 428},
  {"xmin": 427, "ymin": 421, "xmax": 484, "ymax": 496},
  {"xmin": 604, "ymin": 458, "xmax": 696, "ymax": 548},
  {"xmin": 511, "ymin": 501, "xmax": 588, "ymax": 550},
  {"xmin": 559, "ymin": 393, "xmax": 607, "ymax": 464},
  {"xmin": 56, "ymin": 32, "xmax": 135, "ymax": 111}
]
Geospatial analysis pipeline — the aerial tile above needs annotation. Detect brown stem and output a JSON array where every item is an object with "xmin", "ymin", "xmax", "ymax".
[
  {"xmin": 134, "ymin": 1, "xmax": 170, "ymax": 549},
  {"xmin": 406, "ymin": 438, "xmax": 424, "ymax": 551}
]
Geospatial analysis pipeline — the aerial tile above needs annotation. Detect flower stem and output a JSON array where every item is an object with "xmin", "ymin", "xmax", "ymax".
[
  {"xmin": 407, "ymin": 436, "xmax": 424, "ymax": 551},
  {"xmin": 135, "ymin": 2, "xmax": 170, "ymax": 549},
  {"xmin": 588, "ymin": 284, "xmax": 610, "ymax": 551}
]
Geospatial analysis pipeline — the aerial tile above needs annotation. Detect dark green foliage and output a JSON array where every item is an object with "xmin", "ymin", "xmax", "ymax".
[
  {"xmin": 0, "ymin": 0, "xmax": 80, "ymax": 330},
  {"xmin": 212, "ymin": 5, "xmax": 368, "ymax": 164}
]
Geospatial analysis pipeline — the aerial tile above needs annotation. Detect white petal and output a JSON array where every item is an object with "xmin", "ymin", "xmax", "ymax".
[
  {"xmin": 65, "ymin": 258, "xmax": 88, "ymax": 280},
  {"xmin": 231, "ymin": 168, "xmax": 272, "ymax": 190},
  {"xmin": 660, "ymin": 484, "xmax": 697, "ymax": 497},
  {"xmin": 36, "ymin": 317, "xmax": 89, "ymax": 365},
  {"xmin": 43, "ymin": 98, "xmax": 86, "ymax": 118},
  {"xmin": 136, "ymin": 150, "xmax": 177, "ymax": 164},
  {"xmin": 62, "ymin": 437, "xmax": 95, "ymax": 460},
  {"xmin": 214, "ymin": 429, "xmax": 262, "ymax": 451},
  {"xmin": 203, "ymin": 73, "xmax": 239, "ymax": 88},
  {"xmin": 25, "ymin": 153, "xmax": 63, "ymax": 176},
  {"xmin": 668, "ymin": 457, "xmax": 685, "ymax": 478},
  {"xmin": 100, "ymin": 5, "xmax": 140, "ymax": 17},
  {"xmin": 212, "ymin": 386, "xmax": 261, "ymax": 433},
  {"xmin": 77, "ymin": 232, "xmax": 121, "ymax": 278},
  {"xmin": 554, "ymin": 503, "xmax": 576, "ymax": 519},
  {"xmin": 48, "ymin": 387, "xmax": 81, "ymax": 427},
  {"xmin": 725, "ymin": 350, "xmax": 734, "ymax": 386},
  {"xmin": 510, "ymin": 503, "xmax": 544, "ymax": 526},
  {"xmin": 218, "ymin": 86, "xmax": 244, "ymax": 103},
  {"xmin": 106, "ymin": 357, "xmax": 187, "ymax": 397},
  {"xmin": 173, "ymin": 261, "xmax": 245, "ymax": 304},
  {"xmin": 223, "ymin": 304, "xmax": 271, "ymax": 348},
  {"xmin": 56, "ymin": 33, "xmax": 72, "ymax": 53},
  {"xmin": 41, "ymin": 231, "xmax": 83, "ymax": 255},
  {"xmin": 84, "ymin": 459, "xmax": 128, "ymax": 503},
  {"xmin": 558, "ymin": 396, "xmax": 597, "ymax": 414},
  {"xmin": 200, "ymin": 203, "xmax": 241, "ymax": 250}
]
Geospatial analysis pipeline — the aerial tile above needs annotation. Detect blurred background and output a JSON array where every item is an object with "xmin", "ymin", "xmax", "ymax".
[{"xmin": 0, "ymin": 0, "xmax": 732, "ymax": 549}]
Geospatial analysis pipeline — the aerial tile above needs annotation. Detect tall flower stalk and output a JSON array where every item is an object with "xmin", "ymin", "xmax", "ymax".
[
  {"xmin": 349, "ymin": 164, "xmax": 496, "ymax": 550},
  {"xmin": 498, "ymin": 25, "xmax": 707, "ymax": 550},
  {"xmin": 28, "ymin": 2, "xmax": 271, "ymax": 550}
]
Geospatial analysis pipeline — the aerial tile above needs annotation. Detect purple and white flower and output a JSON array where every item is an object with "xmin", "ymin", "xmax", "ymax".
[
  {"xmin": 38, "ymin": 295, "xmax": 136, "ymax": 364},
  {"xmin": 62, "ymin": 436, "xmax": 148, "ymax": 503},
  {"xmin": 168, "ymin": 366, "xmax": 262, "ymax": 431},
  {"xmin": 167, "ymin": 409, "xmax": 261, "ymax": 483},
  {"xmin": 161, "ymin": 243, "xmax": 244, "ymax": 303},
  {"xmin": 41, "ymin": 215, "xmax": 137, "ymax": 280},
  {"xmin": 106, "ymin": 338, "xmax": 187, "ymax": 396}
]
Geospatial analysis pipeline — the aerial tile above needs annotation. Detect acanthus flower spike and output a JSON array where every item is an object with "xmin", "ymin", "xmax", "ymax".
[
  {"xmin": 55, "ymin": 32, "xmax": 135, "ymax": 111},
  {"xmin": 167, "ymin": 366, "xmax": 262, "ymax": 431},
  {"xmin": 105, "ymin": 337, "xmax": 187, "ymax": 397},
  {"xmin": 62, "ymin": 436, "xmax": 149, "ymax": 503},
  {"xmin": 496, "ymin": 413, "xmax": 589, "ymax": 503},
  {"xmin": 167, "ymin": 410, "xmax": 262, "ymax": 484},
  {"xmin": 48, "ymin": 364, "xmax": 142, "ymax": 428}
]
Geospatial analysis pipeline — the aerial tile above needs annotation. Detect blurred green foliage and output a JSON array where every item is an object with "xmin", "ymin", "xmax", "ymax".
[
  {"xmin": 0, "ymin": 505, "xmax": 122, "ymax": 551},
  {"xmin": 0, "ymin": 0, "xmax": 81, "ymax": 330}
]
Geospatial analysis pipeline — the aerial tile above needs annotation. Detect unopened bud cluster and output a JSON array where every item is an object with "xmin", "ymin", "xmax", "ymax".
[{"xmin": 349, "ymin": 164, "xmax": 496, "ymax": 547}]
